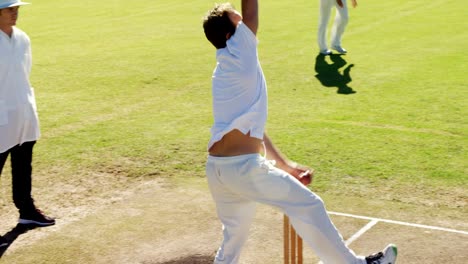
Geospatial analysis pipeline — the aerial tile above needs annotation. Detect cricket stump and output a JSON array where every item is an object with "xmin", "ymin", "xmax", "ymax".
[{"xmin": 283, "ymin": 215, "xmax": 303, "ymax": 264}]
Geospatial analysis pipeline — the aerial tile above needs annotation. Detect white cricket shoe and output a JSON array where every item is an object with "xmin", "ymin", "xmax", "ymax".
[
  {"xmin": 320, "ymin": 49, "xmax": 332, "ymax": 55},
  {"xmin": 332, "ymin": 45, "xmax": 347, "ymax": 54},
  {"xmin": 365, "ymin": 244, "xmax": 398, "ymax": 264}
]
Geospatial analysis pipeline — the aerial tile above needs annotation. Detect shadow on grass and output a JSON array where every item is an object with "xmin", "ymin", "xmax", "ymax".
[
  {"xmin": 149, "ymin": 254, "xmax": 214, "ymax": 264},
  {"xmin": 0, "ymin": 224, "xmax": 37, "ymax": 258},
  {"xmin": 314, "ymin": 53, "xmax": 356, "ymax": 95}
]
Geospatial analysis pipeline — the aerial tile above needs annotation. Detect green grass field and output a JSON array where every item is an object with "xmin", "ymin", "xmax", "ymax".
[{"xmin": 0, "ymin": 0, "xmax": 466, "ymax": 262}]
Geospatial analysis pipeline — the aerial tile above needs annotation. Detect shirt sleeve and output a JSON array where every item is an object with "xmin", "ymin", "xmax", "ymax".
[{"xmin": 225, "ymin": 22, "xmax": 258, "ymax": 60}]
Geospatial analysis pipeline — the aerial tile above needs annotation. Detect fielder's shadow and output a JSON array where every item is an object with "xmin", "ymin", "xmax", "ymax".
[
  {"xmin": 0, "ymin": 224, "xmax": 37, "ymax": 258},
  {"xmin": 314, "ymin": 54, "xmax": 356, "ymax": 94}
]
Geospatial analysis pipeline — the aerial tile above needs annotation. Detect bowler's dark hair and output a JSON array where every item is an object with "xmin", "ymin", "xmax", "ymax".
[{"xmin": 203, "ymin": 3, "xmax": 237, "ymax": 49}]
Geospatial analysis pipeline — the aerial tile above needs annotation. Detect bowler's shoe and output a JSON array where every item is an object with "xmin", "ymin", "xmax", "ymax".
[{"xmin": 366, "ymin": 244, "xmax": 398, "ymax": 264}]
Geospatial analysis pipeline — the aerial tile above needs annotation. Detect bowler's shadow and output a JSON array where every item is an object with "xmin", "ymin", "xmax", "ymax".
[
  {"xmin": 152, "ymin": 254, "xmax": 215, "ymax": 264},
  {"xmin": 314, "ymin": 54, "xmax": 356, "ymax": 94},
  {"xmin": 0, "ymin": 224, "xmax": 37, "ymax": 258}
]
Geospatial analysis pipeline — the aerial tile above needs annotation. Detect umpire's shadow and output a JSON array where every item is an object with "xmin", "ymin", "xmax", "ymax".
[
  {"xmin": 314, "ymin": 53, "xmax": 356, "ymax": 94},
  {"xmin": 0, "ymin": 224, "xmax": 37, "ymax": 258}
]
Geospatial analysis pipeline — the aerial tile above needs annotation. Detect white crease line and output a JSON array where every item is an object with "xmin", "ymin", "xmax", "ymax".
[
  {"xmin": 328, "ymin": 211, "xmax": 468, "ymax": 236},
  {"xmin": 345, "ymin": 219, "xmax": 379, "ymax": 246},
  {"xmin": 318, "ymin": 219, "xmax": 380, "ymax": 264}
]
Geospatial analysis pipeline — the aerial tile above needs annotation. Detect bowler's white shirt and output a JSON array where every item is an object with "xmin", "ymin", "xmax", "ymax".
[
  {"xmin": 208, "ymin": 22, "xmax": 268, "ymax": 150},
  {"xmin": 0, "ymin": 27, "xmax": 40, "ymax": 153}
]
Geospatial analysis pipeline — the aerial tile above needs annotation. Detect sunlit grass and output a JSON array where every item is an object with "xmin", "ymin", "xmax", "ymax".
[{"xmin": 3, "ymin": 0, "xmax": 464, "ymax": 212}]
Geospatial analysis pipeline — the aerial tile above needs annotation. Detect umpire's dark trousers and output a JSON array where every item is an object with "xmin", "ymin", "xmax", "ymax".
[{"xmin": 0, "ymin": 141, "xmax": 36, "ymax": 212}]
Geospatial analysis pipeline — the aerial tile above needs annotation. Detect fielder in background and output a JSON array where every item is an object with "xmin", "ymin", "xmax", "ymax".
[
  {"xmin": 202, "ymin": 0, "xmax": 397, "ymax": 263},
  {"xmin": 318, "ymin": 0, "xmax": 357, "ymax": 55},
  {"xmin": 0, "ymin": 0, "xmax": 55, "ymax": 248}
]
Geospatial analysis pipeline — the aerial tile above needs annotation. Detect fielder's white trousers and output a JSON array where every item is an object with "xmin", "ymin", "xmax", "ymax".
[
  {"xmin": 317, "ymin": 0, "xmax": 349, "ymax": 51},
  {"xmin": 206, "ymin": 154, "xmax": 366, "ymax": 264}
]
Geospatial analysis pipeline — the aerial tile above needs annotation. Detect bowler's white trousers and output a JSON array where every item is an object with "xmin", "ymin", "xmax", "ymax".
[
  {"xmin": 206, "ymin": 154, "xmax": 366, "ymax": 264},
  {"xmin": 318, "ymin": 0, "xmax": 349, "ymax": 51}
]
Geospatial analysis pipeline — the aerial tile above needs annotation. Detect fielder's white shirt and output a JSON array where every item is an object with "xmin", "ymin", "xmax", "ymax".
[
  {"xmin": 208, "ymin": 22, "xmax": 268, "ymax": 150},
  {"xmin": 0, "ymin": 27, "xmax": 40, "ymax": 153}
]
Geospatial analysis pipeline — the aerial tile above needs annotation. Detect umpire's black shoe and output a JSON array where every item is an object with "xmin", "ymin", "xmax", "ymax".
[
  {"xmin": 19, "ymin": 208, "xmax": 55, "ymax": 226},
  {"xmin": 0, "ymin": 236, "xmax": 8, "ymax": 248}
]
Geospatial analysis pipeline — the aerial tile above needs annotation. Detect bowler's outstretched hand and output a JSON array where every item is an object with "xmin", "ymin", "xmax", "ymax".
[{"xmin": 288, "ymin": 165, "xmax": 314, "ymax": 186}]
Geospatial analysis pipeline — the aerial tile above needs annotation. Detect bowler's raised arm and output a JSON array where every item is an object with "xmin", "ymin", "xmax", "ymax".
[{"xmin": 242, "ymin": 0, "xmax": 258, "ymax": 35}]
